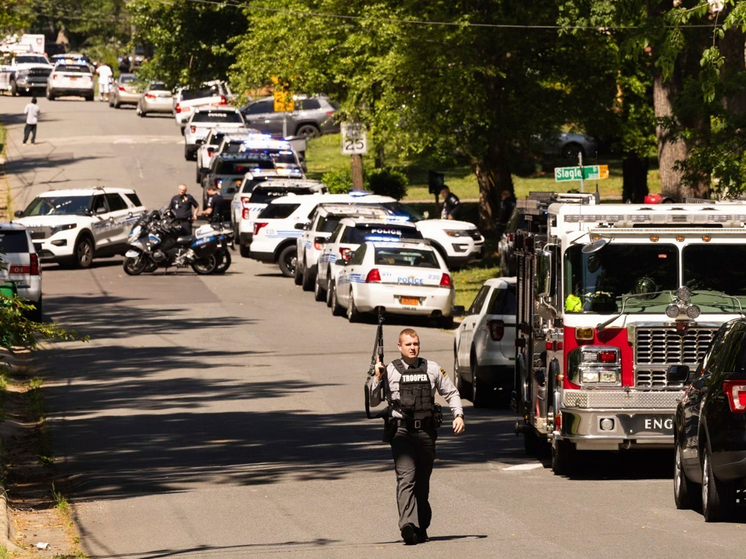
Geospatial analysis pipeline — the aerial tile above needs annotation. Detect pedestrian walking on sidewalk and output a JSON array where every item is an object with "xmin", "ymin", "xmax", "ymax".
[{"xmin": 23, "ymin": 97, "xmax": 41, "ymax": 145}]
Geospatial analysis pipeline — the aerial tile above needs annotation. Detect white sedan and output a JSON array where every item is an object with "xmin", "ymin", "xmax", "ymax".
[{"xmin": 329, "ymin": 241, "xmax": 455, "ymax": 327}]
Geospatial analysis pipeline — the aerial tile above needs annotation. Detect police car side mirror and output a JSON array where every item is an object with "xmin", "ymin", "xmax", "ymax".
[
  {"xmin": 451, "ymin": 305, "xmax": 465, "ymax": 317},
  {"xmin": 335, "ymin": 259, "xmax": 347, "ymax": 266},
  {"xmin": 13, "ymin": 210, "xmax": 22, "ymax": 218},
  {"xmin": 314, "ymin": 236, "xmax": 326, "ymax": 244},
  {"xmin": 293, "ymin": 222, "xmax": 307, "ymax": 230},
  {"xmin": 196, "ymin": 139, "xmax": 205, "ymax": 145}
]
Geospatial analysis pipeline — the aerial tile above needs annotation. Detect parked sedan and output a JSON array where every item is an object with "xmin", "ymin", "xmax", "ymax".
[
  {"xmin": 136, "ymin": 82, "xmax": 173, "ymax": 117},
  {"xmin": 674, "ymin": 318, "xmax": 746, "ymax": 521},
  {"xmin": 453, "ymin": 278, "xmax": 516, "ymax": 407},
  {"xmin": 109, "ymin": 73, "xmax": 139, "ymax": 108},
  {"xmin": 330, "ymin": 240, "xmax": 455, "ymax": 327}
]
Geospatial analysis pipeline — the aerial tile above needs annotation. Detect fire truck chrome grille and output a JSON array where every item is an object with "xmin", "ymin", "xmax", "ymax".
[
  {"xmin": 563, "ymin": 391, "xmax": 682, "ymax": 409},
  {"xmin": 635, "ymin": 326, "xmax": 717, "ymax": 388}
]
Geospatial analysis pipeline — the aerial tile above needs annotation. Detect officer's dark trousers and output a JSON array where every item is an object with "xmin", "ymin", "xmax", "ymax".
[{"xmin": 391, "ymin": 426, "xmax": 437, "ymax": 531}]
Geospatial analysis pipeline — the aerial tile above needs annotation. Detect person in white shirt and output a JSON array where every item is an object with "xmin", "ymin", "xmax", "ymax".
[
  {"xmin": 96, "ymin": 63, "xmax": 113, "ymax": 101},
  {"xmin": 23, "ymin": 97, "xmax": 40, "ymax": 144}
]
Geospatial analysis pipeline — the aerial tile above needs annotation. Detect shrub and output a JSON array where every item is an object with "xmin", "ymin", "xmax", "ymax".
[
  {"xmin": 367, "ymin": 168, "xmax": 408, "ymax": 200},
  {"xmin": 321, "ymin": 168, "xmax": 354, "ymax": 194}
]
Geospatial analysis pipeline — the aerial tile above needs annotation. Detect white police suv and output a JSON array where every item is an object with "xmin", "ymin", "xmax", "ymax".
[
  {"xmin": 14, "ymin": 187, "xmax": 146, "ymax": 268},
  {"xmin": 249, "ymin": 193, "xmax": 395, "ymax": 277},
  {"xmin": 330, "ymin": 240, "xmax": 455, "ymax": 327},
  {"xmin": 46, "ymin": 62, "xmax": 94, "ymax": 101},
  {"xmin": 0, "ymin": 223, "xmax": 42, "ymax": 321},
  {"xmin": 313, "ymin": 216, "xmax": 421, "ymax": 304}
]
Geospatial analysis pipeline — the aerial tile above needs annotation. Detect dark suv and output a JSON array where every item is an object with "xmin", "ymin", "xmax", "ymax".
[
  {"xmin": 674, "ymin": 318, "xmax": 746, "ymax": 521},
  {"xmin": 240, "ymin": 95, "xmax": 339, "ymax": 139}
]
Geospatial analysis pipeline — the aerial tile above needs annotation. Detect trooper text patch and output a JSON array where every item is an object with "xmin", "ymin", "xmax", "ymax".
[{"xmin": 401, "ymin": 374, "xmax": 429, "ymax": 383}]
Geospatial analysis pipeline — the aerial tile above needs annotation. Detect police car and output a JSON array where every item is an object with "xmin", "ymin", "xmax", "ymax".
[
  {"xmin": 0, "ymin": 223, "xmax": 42, "ymax": 321},
  {"xmin": 183, "ymin": 108, "xmax": 248, "ymax": 161},
  {"xmin": 313, "ymin": 216, "xmax": 422, "ymax": 304},
  {"xmin": 46, "ymin": 62, "xmax": 94, "ymax": 101},
  {"xmin": 330, "ymin": 240, "xmax": 455, "ymax": 326},
  {"xmin": 13, "ymin": 187, "xmax": 146, "ymax": 268},
  {"xmin": 295, "ymin": 205, "xmax": 391, "ymax": 292},
  {"xmin": 249, "ymin": 193, "xmax": 396, "ymax": 277},
  {"xmin": 236, "ymin": 179, "xmax": 327, "ymax": 258},
  {"xmin": 453, "ymin": 277, "xmax": 517, "ymax": 407}
]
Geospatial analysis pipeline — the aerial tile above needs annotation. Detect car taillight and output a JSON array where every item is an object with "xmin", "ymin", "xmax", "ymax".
[
  {"xmin": 241, "ymin": 198, "xmax": 251, "ymax": 209},
  {"xmin": 175, "ymin": 103, "xmax": 181, "ymax": 113},
  {"xmin": 508, "ymin": 233, "xmax": 515, "ymax": 242},
  {"xmin": 30, "ymin": 253, "xmax": 40, "ymax": 276},
  {"xmin": 190, "ymin": 126, "xmax": 196, "ymax": 133},
  {"xmin": 439, "ymin": 273, "xmax": 452, "ymax": 287},
  {"xmin": 242, "ymin": 208, "xmax": 250, "ymax": 220},
  {"xmin": 145, "ymin": 93, "xmax": 155, "ymax": 99},
  {"xmin": 119, "ymin": 86, "xmax": 126, "ymax": 92},
  {"xmin": 325, "ymin": 110, "xmax": 334, "ymax": 115},
  {"xmin": 339, "ymin": 247, "xmax": 352, "ymax": 261},
  {"xmin": 314, "ymin": 241, "xmax": 323, "ymax": 250},
  {"xmin": 219, "ymin": 95, "xmax": 227, "ymax": 105},
  {"xmin": 253, "ymin": 222, "xmax": 268, "ymax": 236},
  {"xmin": 51, "ymin": 73, "xmax": 57, "ymax": 80},
  {"xmin": 487, "ymin": 320, "xmax": 504, "ymax": 341},
  {"xmin": 723, "ymin": 380, "xmax": 746, "ymax": 413},
  {"xmin": 366, "ymin": 269, "xmax": 381, "ymax": 283}
]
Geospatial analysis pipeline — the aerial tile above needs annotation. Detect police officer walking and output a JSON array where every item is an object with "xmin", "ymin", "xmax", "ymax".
[
  {"xmin": 370, "ymin": 328, "xmax": 465, "ymax": 545},
  {"xmin": 167, "ymin": 184, "xmax": 199, "ymax": 236}
]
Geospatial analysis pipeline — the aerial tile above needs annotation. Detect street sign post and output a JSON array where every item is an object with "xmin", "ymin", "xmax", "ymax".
[
  {"xmin": 341, "ymin": 123, "xmax": 367, "ymax": 190},
  {"xmin": 554, "ymin": 165, "xmax": 609, "ymax": 182}
]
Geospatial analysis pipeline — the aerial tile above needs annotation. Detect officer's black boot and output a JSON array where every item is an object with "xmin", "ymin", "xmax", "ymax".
[
  {"xmin": 416, "ymin": 528, "xmax": 429, "ymax": 542},
  {"xmin": 401, "ymin": 524, "xmax": 418, "ymax": 545}
]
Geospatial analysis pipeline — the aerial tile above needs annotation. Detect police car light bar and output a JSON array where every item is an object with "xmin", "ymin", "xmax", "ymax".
[
  {"xmin": 365, "ymin": 235, "xmax": 403, "ymax": 242},
  {"xmin": 347, "ymin": 190, "xmax": 370, "ymax": 197}
]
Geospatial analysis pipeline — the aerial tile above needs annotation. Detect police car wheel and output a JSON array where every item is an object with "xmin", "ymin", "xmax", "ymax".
[
  {"xmin": 278, "ymin": 245, "xmax": 297, "ymax": 277},
  {"xmin": 453, "ymin": 350, "xmax": 466, "ymax": 398},
  {"xmin": 326, "ymin": 275, "xmax": 334, "ymax": 307},
  {"xmin": 330, "ymin": 283, "xmax": 344, "ymax": 316},
  {"xmin": 239, "ymin": 244, "xmax": 250, "ymax": 258},
  {"xmin": 702, "ymin": 447, "xmax": 735, "ymax": 522},
  {"xmin": 347, "ymin": 289, "xmax": 362, "ymax": 323},
  {"xmin": 314, "ymin": 278, "xmax": 326, "ymax": 302},
  {"xmin": 74, "ymin": 236, "xmax": 94, "ymax": 269},
  {"xmin": 294, "ymin": 260, "xmax": 303, "ymax": 285},
  {"xmin": 470, "ymin": 354, "xmax": 489, "ymax": 408},
  {"xmin": 302, "ymin": 263, "xmax": 315, "ymax": 291},
  {"xmin": 674, "ymin": 437, "xmax": 699, "ymax": 510},
  {"xmin": 27, "ymin": 297, "xmax": 43, "ymax": 323},
  {"xmin": 10, "ymin": 81, "xmax": 17, "ymax": 96}
]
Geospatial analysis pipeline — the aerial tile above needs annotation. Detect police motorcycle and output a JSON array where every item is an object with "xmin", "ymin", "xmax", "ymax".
[
  {"xmin": 211, "ymin": 220, "xmax": 235, "ymax": 274},
  {"xmin": 123, "ymin": 210, "xmax": 220, "ymax": 275}
]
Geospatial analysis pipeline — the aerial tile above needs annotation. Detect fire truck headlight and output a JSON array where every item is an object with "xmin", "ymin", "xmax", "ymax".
[
  {"xmin": 582, "ymin": 370, "xmax": 600, "ymax": 383},
  {"xmin": 599, "ymin": 369, "xmax": 619, "ymax": 383},
  {"xmin": 676, "ymin": 286, "xmax": 692, "ymax": 302},
  {"xmin": 686, "ymin": 305, "xmax": 701, "ymax": 319},
  {"xmin": 666, "ymin": 304, "xmax": 680, "ymax": 318}
]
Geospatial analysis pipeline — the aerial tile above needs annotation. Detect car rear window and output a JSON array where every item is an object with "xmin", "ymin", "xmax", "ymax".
[
  {"xmin": 298, "ymin": 99, "xmax": 321, "ymax": 110},
  {"xmin": 344, "ymin": 225, "xmax": 422, "ymax": 244},
  {"xmin": 258, "ymin": 203, "xmax": 300, "ymax": 219},
  {"xmin": 487, "ymin": 285, "xmax": 516, "ymax": 315},
  {"xmin": 149, "ymin": 83, "xmax": 168, "ymax": 91},
  {"xmin": 125, "ymin": 193, "xmax": 142, "ymax": 207},
  {"xmin": 193, "ymin": 111, "xmax": 243, "ymax": 123},
  {"xmin": 245, "ymin": 100, "xmax": 274, "ymax": 115},
  {"xmin": 55, "ymin": 65, "xmax": 89, "ymax": 73},
  {"xmin": 180, "ymin": 87, "xmax": 219, "ymax": 101},
  {"xmin": 251, "ymin": 187, "xmax": 314, "ymax": 204},
  {"xmin": 374, "ymin": 248, "xmax": 439, "ymax": 268},
  {"xmin": 120, "ymin": 75, "xmax": 135, "ymax": 83},
  {"xmin": 105, "ymin": 193, "xmax": 128, "ymax": 211},
  {"xmin": 0, "ymin": 230, "xmax": 29, "ymax": 253}
]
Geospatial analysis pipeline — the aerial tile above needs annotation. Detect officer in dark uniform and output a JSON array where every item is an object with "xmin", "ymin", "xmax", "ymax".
[
  {"xmin": 370, "ymin": 328, "xmax": 465, "ymax": 545},
  {"xmin": 439, "ymin": 185, "xmax": 461, "ymax": 220},
  {"xmin": 201, "ymin": 184, "xmax": 227, "ymax": 224},
  {"xmin": 167, "ymin": 184, "xmax": 199, "ymax": 236}
]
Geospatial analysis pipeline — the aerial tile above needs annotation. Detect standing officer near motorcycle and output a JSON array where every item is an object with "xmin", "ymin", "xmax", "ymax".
[
  {"xmin": 370, "ymin": 328, "xmax": 465, "ymax": 546},
  {"xmin": 168, "ymin": 184, "xmax": 199, "ymax": 235},
  {"xmin": 201, "ymin": 184, "xmax": 227, "ymax": 224}
]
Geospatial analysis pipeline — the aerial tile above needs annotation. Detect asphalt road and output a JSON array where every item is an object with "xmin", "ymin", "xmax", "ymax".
[{"xmin": 3, "ymin": 95, "xmax": 746, "ymax": 558}]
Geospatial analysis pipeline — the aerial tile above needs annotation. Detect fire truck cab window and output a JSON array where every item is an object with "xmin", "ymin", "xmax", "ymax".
[
  {"xmin": 564, "ymin": 244, "xmax": 678, "ymax": 313},
  {"xmin": 683, "ymin": 245, "xmax": 746, "ymax": 313}
]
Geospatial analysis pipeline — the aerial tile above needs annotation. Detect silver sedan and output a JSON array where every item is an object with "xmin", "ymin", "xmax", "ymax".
[{"xmin": 136, "ymin": 82, "xmax": 173, "ymax": 117}]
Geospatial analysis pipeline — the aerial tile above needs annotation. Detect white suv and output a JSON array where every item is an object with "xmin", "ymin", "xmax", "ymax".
[
  {"xmin": 183, "ymin": 108, "xmax": 248, "ymax": 161},
  {"xmin": 236, "ymin": 179, "xmax": 328, "ymax": 258},
  {"xmin": 249, "ymin": 193, "xmax": 395, "ymax": 277},
  {"xmin": 173, "ymin": 80, "xmax": 233, "ymax": 132},
  {"xmin": 0, "ymin": 223, "xmax": 42, "ymax": 321},
  {"xmin": 46, "ymin": 62, "xmax": 94, "ymax": 101},
  {"xmin": 13, "ymin": 188, "xmax": 146, "ymax": 268}
]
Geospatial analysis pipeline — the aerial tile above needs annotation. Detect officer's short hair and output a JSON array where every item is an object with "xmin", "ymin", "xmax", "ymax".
[{"xmin": 399, "ymin": 328, "xmax": 419, "ymax": 342}]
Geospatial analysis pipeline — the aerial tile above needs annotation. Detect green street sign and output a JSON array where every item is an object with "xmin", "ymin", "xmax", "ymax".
[{"xmin": 554, "ymin": 165, "xmax": 609, "ymax": 182}]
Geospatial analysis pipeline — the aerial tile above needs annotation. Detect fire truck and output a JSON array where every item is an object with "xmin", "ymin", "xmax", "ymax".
[{"xmin": 513, "ymin": 193, "xmax": 746, "ymax": 475}]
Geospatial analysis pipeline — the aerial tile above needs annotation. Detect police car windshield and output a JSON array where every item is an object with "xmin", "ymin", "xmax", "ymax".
[
  {"xmin": 345, "ymin": 225, "xmax": 422, "ymax": 244},
  {"xmin": 251, "ymin": 187, "xmax": 315, "ymax": 204},
  {"xmin": 379, "ymin": 202, "xmax": 424, "ymax": 222},
  {"xmin": 683, "ymin": 244, "xmax": 746, "ymax": 313},
  {"xmin": 0, "ymin": 230, "xmax": 30, "ymax": 253},
  {"xmin": 16, "ymin": 56, "xmax": 48, "ymax": 64},
  {"xmin": 22, "ymin": 196, "xmax": 93, "ymax": 217},
  {"xmin": 193, "ymin": 111, "xmax": 243, "ymax": 123},
  {"xmin": 374, "ymin": 248, "xmax": 438, "ymax": 268}
]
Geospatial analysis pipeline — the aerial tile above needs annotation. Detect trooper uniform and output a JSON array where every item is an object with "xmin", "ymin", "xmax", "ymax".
[
  {"xmin": 441, "ymin": 191, "xmax": 461, "ymax": 219},
  {"xmin": 168, "ymin": 192, "xmax": 198, "ymax": 236},
  {"xmin": 205, "ymin": 190, "xmax": 228, "ymax": 223},
  {"xmin": 369, "ymin": 357, "xmax": 463, "ymax": 543}
]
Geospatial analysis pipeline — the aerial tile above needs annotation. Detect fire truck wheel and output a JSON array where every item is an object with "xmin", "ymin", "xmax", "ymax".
[
  {"xmin": 702, "ymin": 447, "xmax": 736, "ymax": 522},
  {"xmin": 523, "ymin": 430, "xmax": 542, "ymax": 455},
  {"xmin": 551, "ymin": 440, "xmax": 575, "ymax": 476},
  {"xmin": 674, "ymin": 438, "xmax": 700, "ymax": 510},
  {"xmin": 470, "ymin": 355, "xmax": 490, "ymax": 408}
]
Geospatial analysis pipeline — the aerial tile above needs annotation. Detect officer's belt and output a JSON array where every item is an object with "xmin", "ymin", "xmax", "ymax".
[{"xmin": 396, "ymin": 417, "xmax": 435, "ymax": 431}]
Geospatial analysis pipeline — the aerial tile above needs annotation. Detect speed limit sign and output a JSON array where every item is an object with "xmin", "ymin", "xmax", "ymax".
[{"xmin": 341, "ymin": 123, "xmax": 368, "ymax": 155}]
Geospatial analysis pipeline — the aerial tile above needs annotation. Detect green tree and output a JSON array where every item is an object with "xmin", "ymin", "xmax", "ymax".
[{"xmin": 0, "ymin": 0, "xmax": 36, "ymax": 36}]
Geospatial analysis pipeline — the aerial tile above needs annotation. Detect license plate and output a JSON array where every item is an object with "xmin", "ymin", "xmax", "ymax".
[
  {"xmin": 621, "ymin": 414, "xmax": 674, "ymax": 435},
  {"xmin": 400, "ymin": 296, "xmax": 419, "ymax": 306},
  {"xmin": 70, "ymin": 77, "xmax": 77, "ymax": 81}
]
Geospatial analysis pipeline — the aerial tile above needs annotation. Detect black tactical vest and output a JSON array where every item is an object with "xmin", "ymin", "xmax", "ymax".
[{"xmin": 392, "ymin": 359, "xmax": 434, "ymax": 416}]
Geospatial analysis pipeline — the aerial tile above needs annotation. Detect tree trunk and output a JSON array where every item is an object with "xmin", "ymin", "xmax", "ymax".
[
  {"xmin": 474, "ymin": 140, "xmax": 514, "ymax": 231},
  {"xmin": 653, "ymin": 71, "xmax": 688, "ymax": 201},
  {"xmin": 622, "ymin": 152, "xmax": 648, "ymax": 203}
]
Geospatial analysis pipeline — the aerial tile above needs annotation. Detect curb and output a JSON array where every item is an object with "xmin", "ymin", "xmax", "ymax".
[{"xmin": 0, "ymin": 492, "xmax": 19, "ymax": 553}]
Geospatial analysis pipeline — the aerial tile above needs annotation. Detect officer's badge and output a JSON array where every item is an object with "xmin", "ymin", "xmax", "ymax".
[{"xmin": 440, "ymin": 367, "xmax": 447, "ymax": 376}]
